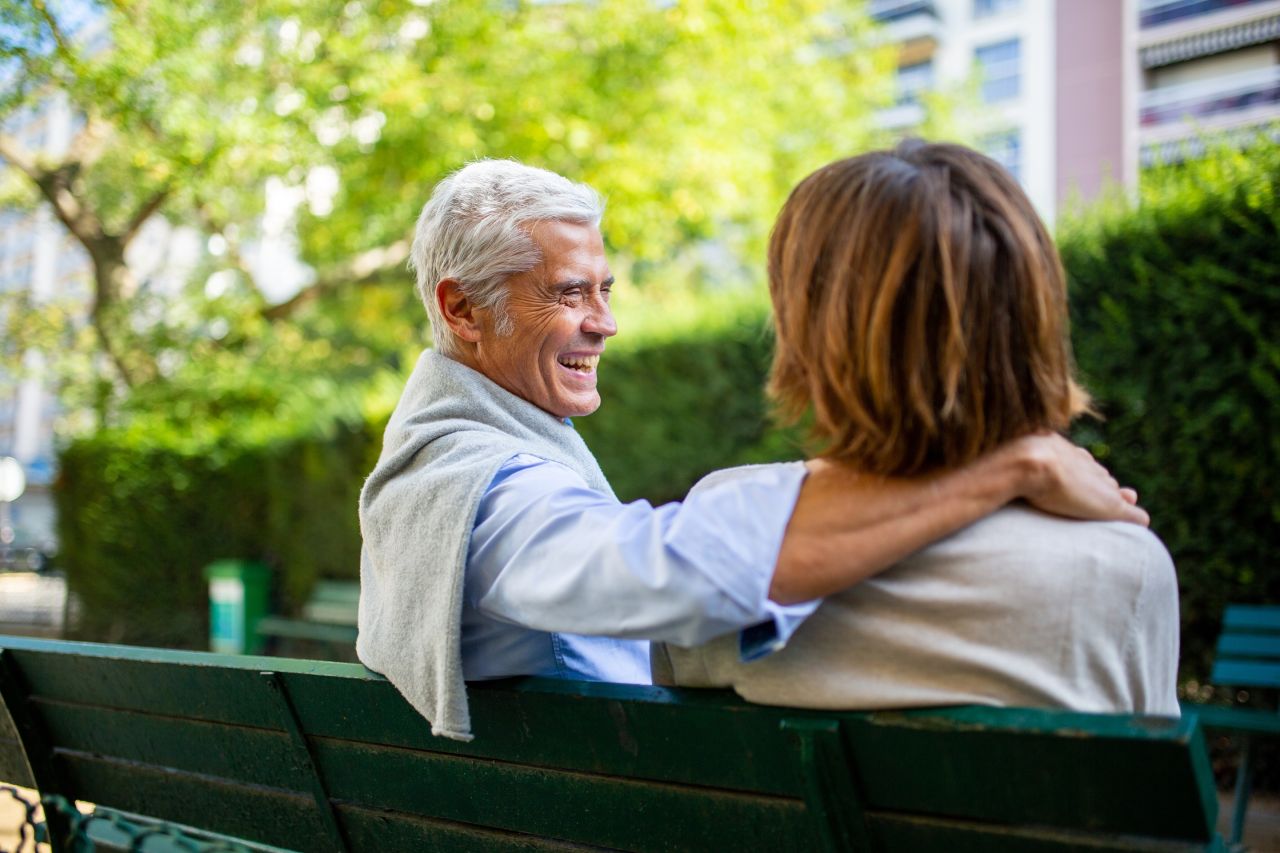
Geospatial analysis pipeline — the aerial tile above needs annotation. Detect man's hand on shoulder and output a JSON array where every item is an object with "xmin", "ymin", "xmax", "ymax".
[{"xmin": 1003, "ymin": 433, "xmax": 1149, "ymax": 527}]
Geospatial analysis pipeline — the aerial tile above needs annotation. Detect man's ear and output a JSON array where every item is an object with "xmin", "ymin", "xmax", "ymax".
[{"xmin": 436, "ymin": 279, "xmax": 484, "ymax": 343}]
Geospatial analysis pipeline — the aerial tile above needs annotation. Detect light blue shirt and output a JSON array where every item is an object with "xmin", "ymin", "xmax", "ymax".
[{"xmin": 461, "ymin": 454, "xmax": 818, "ymax": 683}]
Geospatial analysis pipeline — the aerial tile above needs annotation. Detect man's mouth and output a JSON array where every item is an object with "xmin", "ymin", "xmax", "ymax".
[{"xmin": 557, "ymin": 354, "xmax": 600, "ymax": 374}]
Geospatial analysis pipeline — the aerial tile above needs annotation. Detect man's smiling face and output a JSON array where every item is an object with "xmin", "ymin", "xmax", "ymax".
[{"xmin": 473, "ymin": 220, "xmax": 616, "ymax": 419}]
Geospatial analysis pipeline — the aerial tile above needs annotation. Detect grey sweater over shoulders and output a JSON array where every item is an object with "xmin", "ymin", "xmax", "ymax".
[
  {"xmin": 658, "ymin": 464, "xmax": 1181, "ymax": 716},
  {"xmin": 357, "ymin": 349, "xmax": 613, "ymax": 741}
]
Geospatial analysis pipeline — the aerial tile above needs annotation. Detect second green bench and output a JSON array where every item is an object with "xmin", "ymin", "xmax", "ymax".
[
  {"xmin": 256, "ymin": 579, "xmax": 359, "ymax": 660},
  {"xmin": 1181, "ymin": 603, "xmax": 1280, "ymax": 848}
]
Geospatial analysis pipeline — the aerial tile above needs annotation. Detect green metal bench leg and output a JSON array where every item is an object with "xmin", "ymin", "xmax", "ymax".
[{"xmin": 1230, "ymin": 735, "xmax": 1256, "ymax": 847}]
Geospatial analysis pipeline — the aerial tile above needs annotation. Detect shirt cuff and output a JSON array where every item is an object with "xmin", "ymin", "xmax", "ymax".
[{"xmin": 739, "ymin": 598, "xmax": 821, "ymax": 662}]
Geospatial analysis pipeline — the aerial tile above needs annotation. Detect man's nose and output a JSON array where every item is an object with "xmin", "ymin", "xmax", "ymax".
[{"xmin": 583, "ymin": 296, "xmax": 617, "ymax": 338}]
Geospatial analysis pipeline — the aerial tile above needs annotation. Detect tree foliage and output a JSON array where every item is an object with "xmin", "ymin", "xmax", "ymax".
[{"xmin": 1, "ymin": 0, "xmax": 896, "ymax": 416}]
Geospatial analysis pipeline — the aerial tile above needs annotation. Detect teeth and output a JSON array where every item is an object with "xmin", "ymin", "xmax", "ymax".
[{"xmin": 558, "ymin": 354, "xmax": 600, "ymax": 371}]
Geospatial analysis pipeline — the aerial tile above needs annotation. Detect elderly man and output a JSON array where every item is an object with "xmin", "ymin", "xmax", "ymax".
[{"xmin": 357, "ymin": 160, "xmax": 1146, "ymax": 742}]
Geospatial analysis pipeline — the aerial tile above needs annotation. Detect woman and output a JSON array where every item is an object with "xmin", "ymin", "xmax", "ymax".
[{"xmin": 656, "ymin": 141, "xmax": 1180, "ymax": 715}]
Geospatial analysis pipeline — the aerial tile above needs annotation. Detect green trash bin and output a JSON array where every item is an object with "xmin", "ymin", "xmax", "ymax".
[{"xmin": 204, "ymin": 560, "xmax": 270, "ymax": 655}]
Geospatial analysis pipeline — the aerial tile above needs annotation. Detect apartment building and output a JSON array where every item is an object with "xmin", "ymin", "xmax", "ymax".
[
  {"xmin": 0, "ymin": 91, "xmax": 88, "ymax": 548},
  {"xmin": 872, "ymin": 0, "xmax": 1279, "ymax": 213},
  {"xmin": 871, "ymin": 0, "xmax": 1137, "ymax": 219},
  {"xmin": 1137, "ymin": 0, "xmax": 1280, "ymax": 163}
]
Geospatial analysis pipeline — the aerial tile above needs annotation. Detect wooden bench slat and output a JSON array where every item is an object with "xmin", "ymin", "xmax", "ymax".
[
  {"xmin": 298, "ymin": 602, "xmax": 359, "ymax": 625},
  {"xmin": 313, "ymin": 737, "xmax": 816, "ymax": 852},
  {"xmin": 256, "ymin": 616, "xmax": 359, "ymax": 642},
  {"xmin": 1183, "ymin": 702, "xmax": 1280, "ymax": 736},
  {"xmin": 869, "ymin": 812, "xmax": 1214, "ymax": 853},
  {"xmin": 33, "ymin": 700, "xmax": 306, "ymax": 791},
  {"xmin": 3, "ymin": 639, "xmax": 369, "ymax": 729},
  {"xmin": 310, "ymin": 581, "xmax": 360, "ymax": 602},
  {"xmin": 1211, "ymin": 659, "xmax": 1280, "ymax": 689},
  {"xmin": 1222, "ymin": 605, "xmax": 1280, "ymax": 633},
  {"xmin": 338, "ymin": 802, "xmax": 614, "ymax": 852},
  {"xmin": 59, "ymin": 750, "xmax": 329, "ymax": 851},
  {"xmin": 1217, "ymin": 634, "xmax": 1280, "ymax": 659}
]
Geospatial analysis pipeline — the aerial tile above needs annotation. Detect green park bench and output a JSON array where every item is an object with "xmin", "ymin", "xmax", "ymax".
[
  {"xmin": 255, "ymin": 580, "xmax": 359, "ymax": 660},
  {"xmin": 0, "ymin": 634, "xmax": 1225, "ymax": 851},
  {"xmin": 1180, "ymin": 603, "xmax": 1280, "ymax": 848}
]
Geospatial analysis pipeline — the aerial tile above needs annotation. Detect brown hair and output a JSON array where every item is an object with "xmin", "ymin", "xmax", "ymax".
[{"xmin": 767, "ymin": 139, "xmax": 1091, "ymax": 476}]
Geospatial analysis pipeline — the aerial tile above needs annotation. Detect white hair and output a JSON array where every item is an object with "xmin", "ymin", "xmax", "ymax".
[{"xmin": 409, "ymin": 159, "xmax": 605, "ymax": 356}]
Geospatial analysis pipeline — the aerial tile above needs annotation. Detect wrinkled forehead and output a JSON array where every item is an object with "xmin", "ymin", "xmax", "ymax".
[{"xmin": 519, "ymin": 220, "xmax": 611, "ymax": 281}]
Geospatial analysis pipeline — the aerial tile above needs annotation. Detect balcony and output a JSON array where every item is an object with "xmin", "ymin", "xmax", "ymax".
[
  {"xmin": 874, "ymin": 102, "xmax": 927, "ymax": 130},
  {"xmin": 1140, "ymin": 0, "xmax": 1272, "ymax": 28},
  {"xmin": 1140, "ymin": 9, "xmax": 1280, "ymax": 68},
  {"xmin": 1140, "ymin": 64, "xmax": 1280, "ymax": 128},
  {"xmin": 868, "ymin": 0, "xmax": 937, "ymax": 23},
  {"xmin": 869, "ymin": 0, "xmax": 940, "ymax": 59}
]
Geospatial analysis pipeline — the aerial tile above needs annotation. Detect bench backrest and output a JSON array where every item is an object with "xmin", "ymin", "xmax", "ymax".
[
  {"xmin": 1212, "ymin": 604, "xmax": 1280, "ymax": 690},
  {"xmin": 0, "ymin": 636, "xmax": 1220, "ymax": 852},
  {"xmin": 300, "ymin": 581, "xmax": 360, "ymax": 626}
]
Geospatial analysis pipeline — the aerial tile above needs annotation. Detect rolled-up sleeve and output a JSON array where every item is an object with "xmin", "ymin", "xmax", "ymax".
[{"xmin": 468, "ymin": 455, "xmax": 818, "ymax": 657}]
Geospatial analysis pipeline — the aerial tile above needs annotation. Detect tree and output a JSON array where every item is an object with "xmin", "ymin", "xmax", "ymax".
[{"xmin": 1, "ymin": 0, "xmax": 898, "ymax": 415}]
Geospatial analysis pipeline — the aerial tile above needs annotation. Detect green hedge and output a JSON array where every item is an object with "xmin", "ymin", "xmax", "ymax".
[
  {"xmin": 1061, "ymin": 138, "xmax": 1280, "ymax": 683},
  {"xmin": 56, "ymin": 415, "xmax": 380, "ymax": 647}
]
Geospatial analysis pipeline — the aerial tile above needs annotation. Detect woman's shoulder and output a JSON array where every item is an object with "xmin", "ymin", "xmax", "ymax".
[
  {"xmin": 961, "ymin": 503, "xmax": 1174, "ymax": 574},
  {"xmin": 688, "ymin": 460, "xmax": 807, "ymax": 493}
]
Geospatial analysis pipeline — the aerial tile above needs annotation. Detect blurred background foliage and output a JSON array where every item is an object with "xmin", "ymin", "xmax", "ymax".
[{"xmin": 0, "ymin": 1, "xmax": 1274, "ymax": 690}]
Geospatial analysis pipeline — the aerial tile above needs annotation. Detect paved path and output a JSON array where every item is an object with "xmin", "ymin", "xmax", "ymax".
[
  {"xmin": 0, "ymin": 786, "xmax": 42, "ymax": 852},
  {"xmin": 1221, "ymin": 791, "xmax": 1280, "ymax": 852},
  {"xmin": 0, "ymin": 571, "xmax": 68, "ymax": 638}
]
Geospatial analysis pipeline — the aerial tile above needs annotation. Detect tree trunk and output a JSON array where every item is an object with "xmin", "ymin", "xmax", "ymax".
[{"xmin": 85, "ymin": 241, "xmax": 150, "ymax": 388}]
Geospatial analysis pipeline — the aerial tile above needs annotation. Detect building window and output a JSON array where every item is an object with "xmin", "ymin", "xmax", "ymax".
[
  {"xmin": 974, "ymin": 0, "xmax": 1020, "ymax": 18},
  {"xmin": 975, "ymin": 38, "xmax": 1021, "ymax": 103},
  {"xmin": 895, "ymin": 60, "xmax": 935, "ymax": 106},
  {"xmin": 980, "ymin": 129, "xmax": 1022, "ymax": 182}
]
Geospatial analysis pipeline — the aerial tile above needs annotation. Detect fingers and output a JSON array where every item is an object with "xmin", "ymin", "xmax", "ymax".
[
  {"xmin": 1115, "ymin": 500, "xmax": 1150, "ymax": 528},
  {"xmin": 1091, "ymin": 452, "xmax": 1145, "ymax": 522}
]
